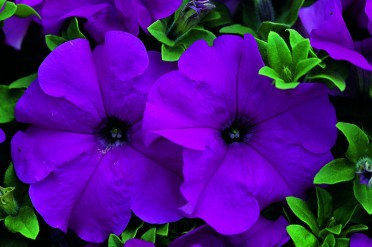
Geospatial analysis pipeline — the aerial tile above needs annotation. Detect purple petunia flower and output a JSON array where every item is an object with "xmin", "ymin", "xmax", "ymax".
[
  {"xmin": 299, "ymin": 0, "xmax": 372, "ymax": 70},
  {"xmin": 11, "ymin": 31, "xmax": 185, "ymax": 243},
  {"xmin": 4, "ymin": 0, "xmax": 182, "ymax": 48},
  {"xmin": 169, "ymin": 216, "xmax": 289, "ymax": 247},
  {"xmin": 124, "ymin": 239, "xmax": 155, "ymax": 247},
  {"xmin": 351, "ymin": 233, "xmax": 372, "ymax": 246},
  {"xmin": 143, "ymin": 34, "xmax": 337, "ymax": 234},
  {"xmin": 0, "ymin": 129, "xmax": 5, "ymax": 143}
]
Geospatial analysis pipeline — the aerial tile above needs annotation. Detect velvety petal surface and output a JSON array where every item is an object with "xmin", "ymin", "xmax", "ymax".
[
  {"xmin": 16, "ymin": 81, "xmax": 100, "ymax": 133},
  {"xmin": 124, "ymin": 239, "xmax": 155, "ymax": 247},
  {"xmin": 12, "ymin": 127, "xmax": 97, "ymax": 183},
  {"xmin": 351, "ymin": 233, "xmax": 372, "ymax": 246},
  {"xmin": 38, "ymin": 38, "xmax": 105, "ymax": 120},
  {"xmin": 29, "ymin": 147, "xmax": 132, "ymax": 243},
  {"xmin": 3, "ymin": 17, "xmax": 32, "ymax": 50}
]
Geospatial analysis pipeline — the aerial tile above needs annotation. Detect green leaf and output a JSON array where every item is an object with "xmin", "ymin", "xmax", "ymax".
[
  {"xmin": 335, "ymin": 238, "xmax": 350, "ymax": 247},
  {"xmin": 322, "ymin": 224, "xmax": 342, "ymax": 235},
  {"xmin": 0, "ymin": 2, "xmax": 17, "ymax": 21},
  {"xmin": 4, "ymin": 206, "xmax": 39, "ymax": 240},
  {"xmin": 161, "ymin": 44, "xmax": 185, "ymax": 62},
  {"xmin": 14, "ymin": 4, "xmax": 40, "ymax": 18},
  {"xmin": 333, "ymin": 203, "xmax": 359, "ymax": 228},
  {"xmin": 156, "ymin": 224, "xmax": 169, "ymax": 237},
  {"xmin": 259, "ymin": 66, "xmax": 283, "ymax": 81},
  {"xmin": 314, "ymin": 158, "xmax": 355, "ymax": 185},
  {"xmin": 258, "ymin": 22, "xmax": 289, "ymax": 41},
  {"xmin": 108, "ymin": 234, "xmax": 123, "ymax": 247},
  {"xmin": 0, "ymin": 85, "xmax": 24, "ymax": 124},
  {"xmin": 322, "ymin": 234, "xmax": 335, "ymax": 247},
  {"xmin": 275, "ymin": 80, "xmax": 299, "ymax": 89},
  {"xmin": 294, "ymin": 57, "xmax": 322, "ymax": 81},
  {"xmin": 0, "ymin": 0, "xmax": 6, "ymax": 9},
  {"xmin": 65, "ymin": 17, "xmax": 85, "ymax": 40},
  {"xmin": 354, "ymin": 179, "xmax": 372, "ymax": 214},
  {"xmin": 8, "ymin": 74, "xmax": 36, "ymax": 89},
  {"xmin": 255, "ymin": 38, "xmax": 268, "ymax": 63},
  {"xmin": 220, "ymin": 24, "xmax": 256, "ymax": 36},
  {"xmin": 267, "ymin": 31, "xmax": 292, "ymax": 71},
  {"xmin": 121, "ymin": 221, "xmax": 144, "ymax": 242},
  {"xmin": 292, "ymin": 39, "xmax": 311, "ymax": 65},
  {"xmin": 287, "ymin": 224, "xmax": 319, "ymax": 247},
  {"xmin": 141, "ymin": 228, "xmax": 156, "ymax": 243},
  {"xmin": 337, "ymin": 122, "xmax": 369, "ymax": 163},
  {"xmin": 286, "ymin": 196, "xmax": 320, "ymax": 235},
  {"xmin": 316, "ymin": 187, "xmax": 333, "ymax": 228},
  {"xmin": 342, "ymin": 224, "xmax": 368, "ymax": 236},
  {"xmin": 148, "ymin": 20, "xmax": 175, "ymax": 47},
  {"xmin": 307, "ymin": 72, "xmax": 346, "ymax": 91},
  {"xmin": 45, "ymin": 34, "xmax": 67, "ymax": 51},
  {"xmin": 277, "ymin": 0, "xmax": 304, "ymax": 25},
  {"xmin": 287, "ymin": 29, "xmax": 306, "ymax": 48}
]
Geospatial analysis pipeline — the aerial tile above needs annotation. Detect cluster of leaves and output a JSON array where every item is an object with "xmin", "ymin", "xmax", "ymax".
[
  {"xmin": 0, "ymin": 0, "xmax": 40, "ymax": 23},
  {"xmin": 286, "ymin": 188, "xmax": 366, "ymax": 247}
]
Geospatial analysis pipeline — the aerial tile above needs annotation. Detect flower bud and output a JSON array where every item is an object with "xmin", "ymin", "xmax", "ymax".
[
  {"xmin": 255, "ymin": 0, "xmax": 275, "ymax": 22},
  {"xmin": 0, "ymin": 187, "xmax": 19, "ymax": 216}
]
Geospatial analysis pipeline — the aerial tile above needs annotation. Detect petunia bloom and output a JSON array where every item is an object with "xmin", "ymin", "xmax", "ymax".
[
  {"xmin": 11, "ymin": 31, "xmax": 184, "ymax": 243},
  {"xmin": 143, "ymin": 34, "xmax": 337, "ymax": 234},
  {"xmin": 169, "ymin": 216, "xmax": 289, "ymax": 247},
  {"xmin": 4, "ymin": 0, "xmax": 182, "ymax": 48},
  {"xmin": 124, "ymin": 239, "xmax": 155, "ymax": 247},
  {"xmin": 299, "ymin": 0, "xmax": 372, "ymax": 70}
]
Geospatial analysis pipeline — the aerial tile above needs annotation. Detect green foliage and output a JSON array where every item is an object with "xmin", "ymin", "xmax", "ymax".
[
  {"xmin": 4, "ymin": 206, "xmax": 39, "ymax": 240},
  {"xmin": 219, "ymin": 24, "xmax": 256, "ymax": 36},
  {"xmin": 314, "ymin": 158, "xmax": 355, "ymax": 184},
  {"xmin": 286, "ymin": 187, "xmax": 367, "ymax": 246},
  {"xmin": 0, "ymin": 1, "xmax": 39, "ymax": 22},
  {"xmin": 45, "ymin": 17, "xmax": 86, "ymax": 51}
]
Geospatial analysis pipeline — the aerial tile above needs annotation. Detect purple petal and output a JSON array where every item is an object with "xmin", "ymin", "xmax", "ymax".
[
  {"xmin": 16, "ymin": 81, "xmax": 100, "ymax": 133},
  {"xmin": 11, "ymin": 128, "xmax": 97, "ymax": 183},
  {"xmin": 351, "ymin": 233, "xmax": 372, "ymax": 246},
  {"xmin": 170, "ymin": 225, "xmax": 227, "ymax": 247},
  {"xmin": 367, "ymin": 0, "xmax": 372, "ymax": 34},
  {"xmin": 29, "ymin": 147, "xmax": 132, "ymax": 243},
  {"xmin": 124, "ymin": 239, "xmax": 155, "ymax": 247},
  {"xmin": 3, "ymin": 17, "xmax": 32, "ymax": 50},
  {"xmin": 38, "ymin": 38, "xmax": 105, "ymax": 120}
]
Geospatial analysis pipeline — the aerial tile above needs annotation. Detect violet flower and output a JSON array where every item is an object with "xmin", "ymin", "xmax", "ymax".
[
  {"xmin": 4, "ymin": 0, "xmax": 182, "ymax": 47},
  {"xmin": 351, "ymin": 233, "xmax": 372, "ymax": 246},
  {"xmin": 11, "ymin": 31, "xmax": 184, "ymax": 243},
  {"xmin": 143, "ymin": 34, "xmax": 337, "ymax": 234},
  {"xmin": 124, "ymin": 239, "xmax": 155, "ymax": 247},
  {"xmin": 169, "ymin": 216, "xmax": 289, "ymax": 247},
  {"xmin": 299, "ymin": 0, "xmax": 372, "ymax": 70}
]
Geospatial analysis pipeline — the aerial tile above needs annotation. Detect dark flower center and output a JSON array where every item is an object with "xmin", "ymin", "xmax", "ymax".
[
  {"xmin": 97, "ymin": 117, "xmax": 129, "ymax": 148},
  {"xmin": 356, "ymin": 157, "xmax": 372, "ymax": 187},
  {"xmin": 222, "ymin": 119, "xmax": 252, "ymax": 144}
]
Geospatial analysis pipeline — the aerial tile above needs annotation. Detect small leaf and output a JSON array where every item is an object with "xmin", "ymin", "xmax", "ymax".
[
  {"xmin": 337, "ymin": 122, "xmax": 369, "ymax": 163},
  {"xmin": 287, "ymin": 29, "xmax": 306, "ymax": 48},
  {"xmin": 14, "ymin": 4, "xmax": 40, "ymax": 18},
  {"xmin": 287, "ymin": 224, "xmax": 319, "ymax": 247},
  {"xmin": 314, "ymin": 158, "xmax": 355, "ymax": 185},
  {"xmin": 335, "ymin": 238, "xmax": 350, "ymax": 247},
  {"xmin": 353, "ymin": 179, "xmax": 372, "ymax": 214},
  {"xmin": 286, "ymin": 197, "xmax": 320, "ymax": 235},
  {"xmin": 148, "ymin": 20, "xmax": 175, "ymax": 47},
  {"xmin": 333, "ymin": 203, "xmax": 359, "ymax": 229},
  {"xmin": 292, "ymin": 39, "xmax": 311, "ymax": 65},
  {"xmin": 259, "ymin": 66, "xmax": 283, "ymax": 81},
  {"xmin": 161, "ymin": 44, "xmax": 185, "ymax": 62},
  {"xmin": 322, "ymin": 234, "xmax": 336, "ymax": 247},
  {"xmin": 277, "ymin": 0, "xmax": 305, "ymax": 25},
  {"xmin": 4, "ymin": 206, "xmax": 39, "ymax": 240},
  {"xmin": 275, "ymin": 80, "xmax": 299, "ymax": 89},
  {"xmin": 267, "ymin": 31, "xmax": 292, "ymax": 72},
  {"xmin": 141, "ymin": 228, "xmax": 156, "ymax": 243},
  {"xmin": 65, "ymin": 17, "xmax": 85, "ymax": 40},
  {"xmin": 220, "ymin": 24, "xmax": 256, "ymax": 36},
  {"xmin": 8, "ymin": 74, "xmax": 36, "ymax": 89},
  {"xmin": 294, "ymin": 57, "xmax": 322, "ymax": 81},
  {"xmin": 323, "ymin": 224, "xmax": 342, "ymax": 235},
  {"xmin": 255, "ymin": 38, "xmax": 268, "ymax": 63},
  {"xmin": 156, "ymin": 224, "xmax": 169, "ymax": 237},
  {"xmin": 342, "ymin": 224, "xmax": 368, "ymax": 236},
  {"xmin": 121, "ymin": 221, "xmax": 144, "ymax": 242},
  {"xmin": 258, "ymin": 22, "xmax": 290, "ymax": 41},
  {"xmin": 108, "ymin": 234, "xmax": 123, "ymax": 247},
  {"xmin": 307, "ymin": 72, "xmax": 346, "ymax": 91},
  {"xmin": 0, "ymin": 1, "xmax": 17, "ymax": 21},
  {"xmin": 316, "ymin": 187, "xmax": 333, "ymax": 228},
  {"xmin": 45, "ymin": 34, "xmax": 67, "ymax": 51},
  {"xmin": 0, "ymin": 85, "xmax": 24, "ymax": 124}
]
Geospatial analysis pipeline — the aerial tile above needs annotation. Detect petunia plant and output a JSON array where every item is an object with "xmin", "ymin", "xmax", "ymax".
[
  {"xmin": 0, "ymin": 0, "xmax": 39, "ymax": 23},
  {"xmin": 314, "ymin": 122, "xmax": 372, "ymax": 214},
  {"xmin": 286, "ymin": 187, "xmax": 367, "ymax": 247}
]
